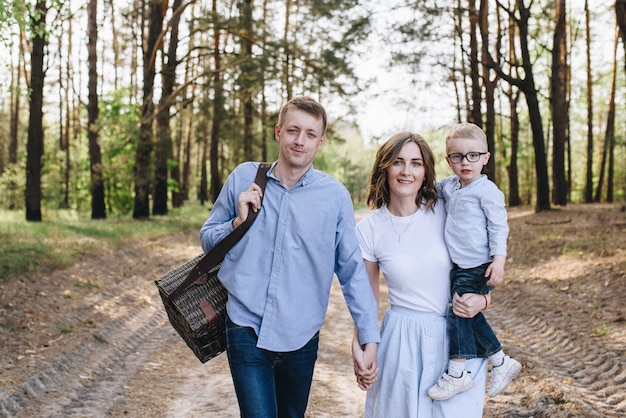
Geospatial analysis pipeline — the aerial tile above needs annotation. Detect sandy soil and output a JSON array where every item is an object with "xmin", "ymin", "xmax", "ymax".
[{"xmin": 1, "ymin": 203, "xmax": 625, "ymax": 417}]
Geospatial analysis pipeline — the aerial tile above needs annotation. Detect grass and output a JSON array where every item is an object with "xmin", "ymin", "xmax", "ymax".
[{"xmin": 0, "ymin": 202, "xmax": 210, "ymax": 281}]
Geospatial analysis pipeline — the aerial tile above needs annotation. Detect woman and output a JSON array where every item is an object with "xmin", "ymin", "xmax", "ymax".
[{"xmin": 353, "ymin": 131, "xmax": 489, "ymax": 417}]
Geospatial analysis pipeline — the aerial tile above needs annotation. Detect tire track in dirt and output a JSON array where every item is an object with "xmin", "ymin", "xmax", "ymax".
[
  {"xmin": 484, "ymin": 287, "xmax": 626, "ymax": 418},
  {"xmin": 1, "ymin": 293, "xmax": 168, "ymax": 417}
]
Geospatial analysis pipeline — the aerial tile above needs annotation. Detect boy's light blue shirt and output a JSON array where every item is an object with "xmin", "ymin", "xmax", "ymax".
[
  {"xmin": 438, "ymin": 174, "xmax": 509, "ymax": 269},
  {"xmin": 200, "ymin": 161, "xmax": 380, "ymax": 352}
]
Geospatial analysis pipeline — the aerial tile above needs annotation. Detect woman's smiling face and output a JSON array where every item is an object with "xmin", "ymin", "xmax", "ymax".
[{"xmin": 387, "ymin": 141, "xmax": 425, "ymax": 201}]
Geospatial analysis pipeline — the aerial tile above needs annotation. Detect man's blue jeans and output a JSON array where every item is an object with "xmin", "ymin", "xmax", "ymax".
[
  {"xmin": 225, "ymin": 315, "xmax": 319, "ymax": 418},
  {"xmin": 447, "ymin": 262, "xmax": 501, "ymax": 359}
]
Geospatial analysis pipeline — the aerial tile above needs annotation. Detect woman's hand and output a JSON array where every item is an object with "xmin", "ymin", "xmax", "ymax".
[
  {"xmin": 451, "ymin": 292, "xmax": 491, "ymax": 318},
  {"xmin": 352, "ymin": 337, "xmax": 379, "ymax": 391}
]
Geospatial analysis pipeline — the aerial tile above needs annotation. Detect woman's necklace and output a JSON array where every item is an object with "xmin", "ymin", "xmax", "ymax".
[{"xmin": 387, "ymin": 207, "xmax": 418, "ymax": 242}]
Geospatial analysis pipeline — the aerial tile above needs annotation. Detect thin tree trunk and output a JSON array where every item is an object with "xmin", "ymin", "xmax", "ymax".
[
  {"xmin": 594, "ymin": 29, "xmax": 618, "ymax": 202},
  {"xmin": 105, "ymin": 0, "xmax": 121, "ymax": 90},
  {"xmin": 240, "ymin": 0, "xmax": 254, "ymax": 161},
  {"xmin": 479, "ymin": 0, "xmax": 496, "ymax": 181},
  {"xmin": 454, "ymin": 1, "xmax": 472, "ymax": 120},
  {"xmin": 584, "ymin": 0, "xmax": 593, "ymax": 203},
  {"xmin": 260, "ymin": 0, "xmax": 269, "ymax": 161},
  {"xmin": 133, "ymin": 0, "xmax": 166, "ymax": 219},
  {"xmin": 550, "ymin": 0, "xmax": 568, "ymax": 206},
  {"xmin": 468, "ymin": 0, "xmax": 482, "ymax": 127},
  {"xmin": 283, "ymin": 0, "xmax": 292, "ymax": 99},
  {"xmin": 490, "ymin": 1, "xmax": 550, "ymax": 211},
  {"xmin": 25, "ymin": 0, "xmax": 48, "ymax": 222},
  {"xmin": 606, "ymin": 29, "xmax": 619, "ymax": 203},
  {"xmin": 61, "ymin": 20, "xmax": 72, "ymax": 209},
  {"xmin": 88, "ymin": 0, "xmax": 106, "ymax": 219},
  {"xmin": 506, "ymin": 6, "xmax": 521, "ymax": 207},
  {"xmin": 154, "ymin": 0, "xmax": 184, "ymax": 215},
  {"xmin": 210, "ymin": 0, "xmax": 223, "ymax": 202},
  {"xmin": 9, "ymin": 30, "xmax": 24, "ymax": 167}
]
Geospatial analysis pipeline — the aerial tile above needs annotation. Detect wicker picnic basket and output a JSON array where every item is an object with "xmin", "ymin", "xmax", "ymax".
[
  {"xmin": 155, "ymin": 163, "xmax": 270, "ymax": 363},
  {"xmin": 155, "ymin": 255, "xmax": 227, "ymax": 362}
]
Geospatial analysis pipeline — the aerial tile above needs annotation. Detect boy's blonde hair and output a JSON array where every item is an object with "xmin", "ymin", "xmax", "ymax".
[{"xmin": 445, "ymin": 122, "xmax": 487, "ymax": 151}]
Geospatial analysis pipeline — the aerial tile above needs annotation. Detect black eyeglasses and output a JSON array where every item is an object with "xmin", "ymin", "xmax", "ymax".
[{"xmin": 447, "ymin": 152, "xmax": 488, "ymax": 164}]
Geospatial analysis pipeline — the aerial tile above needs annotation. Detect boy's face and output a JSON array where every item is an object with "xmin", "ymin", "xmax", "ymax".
[{"xmin": 445, "ymin": 137, "xmax": 490, "ymax": 187}]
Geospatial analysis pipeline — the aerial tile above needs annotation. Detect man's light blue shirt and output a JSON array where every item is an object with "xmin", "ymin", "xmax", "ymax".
[
  {"xmin": 438, "ymin": 174, "xmax": 509, "ymax": 269},
  {"xmin": 200, "ymin": 161, "xmax": 380, "ymax": 352}
]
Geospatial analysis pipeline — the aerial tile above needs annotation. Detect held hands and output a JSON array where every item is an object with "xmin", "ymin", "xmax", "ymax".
[
  {"xmin": 352, "ymin": 338, "xmax": 378, "ymax": 391},
  {"xmin": 233, "ymin": 183, "xmax": 263, "ymax": 229},
  {"xmin": 452, "ymin": 292, "xmax": 491, "ymax": 318}
]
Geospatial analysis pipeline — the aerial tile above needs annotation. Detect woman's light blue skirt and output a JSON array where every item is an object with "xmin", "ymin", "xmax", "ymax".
[{"xmin": 365, "ymin": 306, "xmax": 487, "ymax": 418}]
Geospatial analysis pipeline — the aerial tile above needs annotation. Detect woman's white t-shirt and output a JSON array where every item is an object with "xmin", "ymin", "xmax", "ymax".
[{"xmin": 356, "ymin": 201, "xmax": 452, "ymax": 315}]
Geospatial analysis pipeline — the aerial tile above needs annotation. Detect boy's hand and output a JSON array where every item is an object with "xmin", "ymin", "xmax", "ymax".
[{"xmin": 486, "ymin": 255, "xmax": 505, "ymax": 286}]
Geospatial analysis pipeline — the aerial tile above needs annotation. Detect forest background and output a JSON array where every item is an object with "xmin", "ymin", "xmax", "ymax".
[{"xmin": 0, "ymin": 0, "xmax": 624, "ymax": 222}]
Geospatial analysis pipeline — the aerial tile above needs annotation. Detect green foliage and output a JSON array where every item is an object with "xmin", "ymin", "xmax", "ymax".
[
  {"xmin": 57, "ymin": 324, "xmax": 73, "ymax": 334},
  {"xmin": 100, "ymin": 88, "xmax": 141, "ymax": 215},
  {"xmin": 317, "ymin": 121, "xmax": 376, "ymax": 204},
  {"xmin": 0, "ymin": 162, "xmax": 25, "ymax": 210},
  {"xmin": 0, "ymin": 201, "xmax": 209, "ymax": 280},
  {"xmin": 594, "ymin": 323, "xmax": 611, "ymax": 337},
  {"xmin": 0, "ymin": 0, "xmax": 28, "ymax": 47}
]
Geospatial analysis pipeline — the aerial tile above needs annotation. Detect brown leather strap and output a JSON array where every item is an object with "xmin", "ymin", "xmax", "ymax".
[{"xmin": 168, "ymin": 162, "xmax": 271, "ymax": 300}]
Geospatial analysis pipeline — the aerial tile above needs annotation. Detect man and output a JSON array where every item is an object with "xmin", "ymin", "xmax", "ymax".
[{"xmin": 200, "ymin": 96, "xmax": 380, "ymax": 417}]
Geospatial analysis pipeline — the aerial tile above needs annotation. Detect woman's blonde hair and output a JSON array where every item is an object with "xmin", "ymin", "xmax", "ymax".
[{"xmin": 366, "ymin": 131, "xmax": 437, "ymax": 212}]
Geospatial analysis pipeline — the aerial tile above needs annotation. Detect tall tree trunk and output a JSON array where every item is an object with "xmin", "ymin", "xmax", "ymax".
[
  {"xmin": 508, "ymin": 90, "xmax": 522, "ymax": 206},
  {"xmin": 606, "ymin": 30, "xmax": 618, "ymax": 203},
  {"xmin": 105, "ymin": 0, "xmax": 121, "ymax": 90},
  {"xmin": 454, "ymin": 0, "xmax": 472, "ymax": 121},
  {"xmin": 154, "ymin": 0, "xmax": 184, "ymax": 215},
  {"xmin": 210, "ymin": 0, "xmax": 223, "ymax": 202},
  {"xmin": 479, "ymin": 0, "xmax": 496, "ymax": 182},
  {"xmin": 25, "ymin": 0, "xmax": 48, "ymax": 222},
  {"xmin": 88, "ymin": 0, "xmax": 106, "ymax": 219},
  {"xmin": 614, "ymin": 0, "xmax": 626, "ymax": 203},
  {"xmin": 260, "ymin": 0, "xmax": 269, "ymax": 161},
  {"xmin": 584, "ymin": 0, "xmax": 594, "ymax": 203},
  {"xmin": 133, "ymin": 0, "xmax": 166, "ymax": 219},
  {"xmin": 61, "ymin": 19, "xmax": 72, "ymax": 210},
  {"xmin": 199, "ymin": 115, "xmax": 209, "ymax": 205},
  {"xmin": 490, "ymin": 1, "xmax": 550, "ymax": 211},
  {"xmin": 182, "ymin": 109, "xmax": 192, "ymax": 202},
  {"xmin": 452, "ymin": 8, "xmax": 463, "ymax": 123},
  {"xmin": 616, "ymin": 0, "xmax": 626, "ymax": 67},
  {"xmin": 550, "ymin": 0, "xmax": 568, "ymax": 206},
  {"xmin": 283, "ymin": 0, "xmax": 293, "ymax": 99},
  {"xmin": 468, "ymin": 0, "xmax": 482, "ymax": 127},
  {"xmin": 9, "ymin": 30, "xmax": 24, "ymax": 167},
  {"xmin": 240, "ymin": 0, "xmax": 255, "ymax": 161},
  {"xmin": 594, "ymin": 29, "xmax": 618, "ymax": 203},
  {"xmin": 506, "ymin": 8, "xmax": 521, "ymax": 207},
  {"xmin": 130, "ymin": 0, "xmax": 142, "ymax": 105}
]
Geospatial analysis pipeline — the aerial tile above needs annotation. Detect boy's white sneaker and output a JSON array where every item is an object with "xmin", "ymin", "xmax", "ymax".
[
  {"xmin": 488, "ymin": 356, "xmax": 522, "ymax": 397},
  {"xmin": 427, "ymin": 370, "xmax": 474, "ymax": 401}
]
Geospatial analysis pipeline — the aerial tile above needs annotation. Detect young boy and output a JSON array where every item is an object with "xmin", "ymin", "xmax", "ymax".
[{"xmin": 427, "ymin": 122, "xmax": 521, "ymax": 401}]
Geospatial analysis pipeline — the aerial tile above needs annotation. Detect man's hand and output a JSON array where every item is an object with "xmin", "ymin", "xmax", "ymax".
[
  {"xmin": 233, "ymin": 183, "xmax": 263, "ymax": 229},
  {"xmin": 352, "ymin": 339, "xmax": 378, "ymax": 391}
]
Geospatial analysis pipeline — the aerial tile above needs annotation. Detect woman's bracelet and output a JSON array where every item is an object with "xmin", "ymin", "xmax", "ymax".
[{"xmin": 482, "ymin": 294, "xmax": 489, "ymax": 310}]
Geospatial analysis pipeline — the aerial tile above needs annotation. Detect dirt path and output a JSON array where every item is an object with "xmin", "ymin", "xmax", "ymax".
[{"xmin": 1, "ymin": 204, "xmax": 625, "ymax": 417}]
